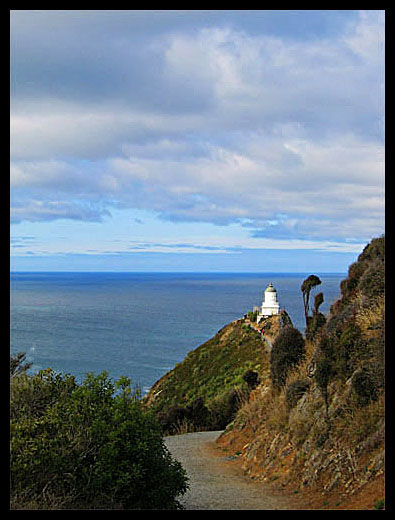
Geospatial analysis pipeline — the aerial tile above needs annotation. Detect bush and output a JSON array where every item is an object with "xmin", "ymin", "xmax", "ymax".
[
  {"xmin": 158, "ymin": 396, "xmax": 211, "ymax": 434},
  {"xmin": 306, "ymin": 312, "xmax": 326, "ymax": 341},
  {"xmin": 270, "ymin": 326, "xmax": 305, "ymax": 390},
  {"xmin": 357, "ymin": 235, "xmax": 385, "ymax": 263},
  {"xmin": 209, "ymin": 387, "xmax": 248, "ymax": 430},
  {"xmin": 10, "ymin": 369, "xmax": 188, "ymax": 510},
  {"xmin": 351, "ymin": 366, "xmax": 379, "ymax": 407},
  {"xmin": 369, "ymin": 316, "xmax": 385, "ymax": 392},
  {"xmin": 358, "ymin": 259, "xmax": 385, "ymax": 301},
  {"xmin": 342, "ymin": 261, "xmax": 366, "ymax": 296},
  {"xmin": 334, "ymin": 321, "xmax": 366, "ymax": 380},
  {"xmin": 285, "ymin": 378, "xmax": 310, "ymax": 409},
  {"xmin": 247, "ymin": 310, "xmax": 258, "ymax": 322},
  {"xmin": 158, "ymin": 404, "xmax": 189, "ymax": 434},
  {"xmin": 187, "ymin": 397, "xmax": 211, "ymax": 428},
  {"xmin": 242, "ymin": 369, "xmax": 259, "ymax": 391},
  {"xmin": 314, "ymin": 356, "xmax": 333, "ymax": 405},
  {"xmin": 280, "ymin": 310, "xmax": 293, "ymax": 328}
]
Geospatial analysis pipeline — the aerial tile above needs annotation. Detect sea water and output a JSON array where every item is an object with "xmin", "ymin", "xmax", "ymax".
[{"xmin": 10, "ymin": 272, "xmax": 344, "ymax": 393}]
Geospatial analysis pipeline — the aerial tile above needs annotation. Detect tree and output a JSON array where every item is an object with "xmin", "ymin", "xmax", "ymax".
[
  {"xmin": 313, "ymin": 292, "xmax": 324, "ymax": 315},
  {"xmin": 301, "ymin": 275, "xmax": 322, "ymax": 329},
  {"xmin": 305, "ymin": 292, "xmax": 326, "ymax": 340}
]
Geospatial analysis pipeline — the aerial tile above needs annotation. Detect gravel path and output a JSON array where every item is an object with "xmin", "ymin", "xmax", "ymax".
[
  {"xmin": 164, "ymin": 431, "xmax": 296, "ymax": 510},
  {"xmin": 245, "ymin": 319, "xmax": 273, "ymax": 352}
]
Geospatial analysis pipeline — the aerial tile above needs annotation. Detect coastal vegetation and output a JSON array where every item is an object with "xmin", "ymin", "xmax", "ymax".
[
  {"xmin": 10, "ymin": 234, "xmax": 384, "ymax": 509},
  {"xmin": 10, "ymin": 366, "xmax": 188, "ymax": 509},
  {"xmin": 270, "ymin": 326, "xmax": 305, "ymax": 390},
  {"xmin": 144, "ymin": 319, "xmax": 271, "ymax": 433},
  {"xmin": 145, "ymin": 234, "xmax": 385, "ymax": 507},
  {"xmin": 218, "ymin": 235, "xmax": 385, "ymax": 508}
]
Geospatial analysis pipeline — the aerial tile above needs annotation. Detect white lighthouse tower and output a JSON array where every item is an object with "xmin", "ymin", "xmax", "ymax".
[{"xmin": 257, "ymin": 283, "xmax": 280, "ymax": 322}]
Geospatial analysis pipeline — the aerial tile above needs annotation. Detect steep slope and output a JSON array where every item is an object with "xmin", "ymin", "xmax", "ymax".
[
  {"xmin": 217, "ymin": 235, "xmax": 385, "ymax": 509},
  {"xmin": 145, "ymin": 315, "xmax": 285, "ymax": 433}
]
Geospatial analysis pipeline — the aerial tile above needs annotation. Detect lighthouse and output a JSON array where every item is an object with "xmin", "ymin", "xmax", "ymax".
[{"xmin": 257, "ymin": 283, "xmax": 280, "ymax": 322}]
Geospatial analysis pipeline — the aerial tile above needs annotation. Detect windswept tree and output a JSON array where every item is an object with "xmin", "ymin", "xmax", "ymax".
[
  {"xmin": 306, "ymin": 291, "xmax": 327, "ymax": 340},
  {"xmin": 313, "ymin": 292, "xmax": 324, "ymax": 315},
  {"xmin": 301, "ymin": 275, "xmax": 322, "ymax": 329}
]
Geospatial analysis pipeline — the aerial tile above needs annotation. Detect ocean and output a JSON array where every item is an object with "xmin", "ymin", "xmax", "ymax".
[{"xmin": 10, "ymin": 272, "xmax": 345, "ymax": 394}]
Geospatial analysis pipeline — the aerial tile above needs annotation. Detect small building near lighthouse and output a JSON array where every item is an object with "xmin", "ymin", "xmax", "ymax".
[{"xmin": 257, "ymin": 283, "xmax": 280, "ymax": 322}]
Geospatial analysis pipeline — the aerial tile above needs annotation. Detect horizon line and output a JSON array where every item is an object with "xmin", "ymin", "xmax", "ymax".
[{"xmin": 10, "ymin": 270, "xmax": 348, "ymax": 275}]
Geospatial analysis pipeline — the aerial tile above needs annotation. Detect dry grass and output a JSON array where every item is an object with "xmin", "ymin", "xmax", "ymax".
[
  {"xmin": 332, "ymin": 393, "xmax": 385, "ymax": 446},
  {"xmin": 235, "ymin": 384, "xmax": 290, "ymax": 435},
  {"xmin": 265, "ymin": 390, "xmax": 289, "ymax": 432},
  {"xmin": 235, "ymin": 339, "xmax": 317, "ymax": 438},
  {"xmin": 354, "ymin": 293, "xmax": 384, "ymax": 338},
  {"xmin": 234, "ymin": 386, "xmax": 268, "ymax": 431}
]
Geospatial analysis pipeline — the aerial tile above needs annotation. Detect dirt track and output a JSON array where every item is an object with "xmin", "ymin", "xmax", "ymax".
[{"xmin": 164, "ymin": 431, "xmax": 302, "ymax": 510}]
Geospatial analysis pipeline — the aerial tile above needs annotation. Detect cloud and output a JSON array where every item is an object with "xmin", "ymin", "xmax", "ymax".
[
  {"xmin": 11, "ymin": 230, "xmax": 365, "ymax": 258},
  {"xmin": 10, "ymin": 131, "xmax": 384, "ymax": 241},
  {"xmin": 343, "ymin": 10, "xmax": 385, "ymax": 63},
  {"xmin": 10, "ymin": 10, "xmax": 385, "ymax": 246},
  {"xmin": 10, "ymin": 199, "xmax": 111, "ymax": 224}
]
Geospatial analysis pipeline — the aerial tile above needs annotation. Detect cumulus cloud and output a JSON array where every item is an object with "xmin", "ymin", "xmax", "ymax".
[{"xmin": 10, "ymin": 10, "xmax": 385, "ymax": 246}]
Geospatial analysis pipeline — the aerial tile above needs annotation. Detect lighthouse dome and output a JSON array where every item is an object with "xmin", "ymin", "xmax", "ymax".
[{"xmin": 265, "ymin": 283, "xmax": 276, "ymax": 293}]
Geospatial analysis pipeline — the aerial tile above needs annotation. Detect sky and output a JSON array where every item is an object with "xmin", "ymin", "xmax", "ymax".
[{"xmin": 10, "ymin": 10, "xmax": 385, "ymax": 272}]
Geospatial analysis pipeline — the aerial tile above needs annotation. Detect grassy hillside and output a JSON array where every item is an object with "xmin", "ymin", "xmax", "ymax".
[
  {"xmin": 218, "ymin": 235, "xmax": 385, "ymax": 509},
  {"xmin": 145, "ymin": 317, "xmax": 279, "ymax": 433}
]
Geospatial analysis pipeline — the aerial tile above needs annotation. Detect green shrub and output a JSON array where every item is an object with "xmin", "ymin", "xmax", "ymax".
[
  {"xmin": 270, "ymin": 326, "xmax": 305, "ymax": 390},
  {"xmin": 158, "ymin": 396, "xmax": 211, "ymax": 434},
  {"xmin": 315, "ymin": 356, "xmax": 334, "ymax": 400},
  {"xmin": 306, "ymin": 312, "xmax": 326, "ymax": 341},
  {"xmin": 339, "ymin": 236, "xmax": 384, "ymax": 302},
  {"xmin": 242, "ymin": 369, "xmax": 259, "ymax": 391},
  {"xmin": 158, "ymin": 404, "xmax": 189, "ymax": 434},
  {"xmin": 10, "ymin": 369, "xmax": 188, "ymax": 510},
  {"xmin": 314, "ymin": 335, "xmax": 336, "ymax": 403},
  {"xmin": 342, "ymin": 261, "xmax": 365, "ymax": 296},
  {"xmin": 334, "ymin": 321, "xmax": 366, "ymax": 381},
  {"xmin": 209, "ymin": 387, "xmax": 248, "ymax": 430},
  {"xmin": 187, "ymin": 397, "xmax": 211, "ymax": 427},
  {"xmin": 369, "ymin": 316, "xmax": 385, "ymax": 392},
  {"xmin": 279, "ymin": 310, "xmax": 293, "ymax": 328},
  {"xmin": 247, "ymin": 310, "xmax": 258, "ymax": 322}
]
